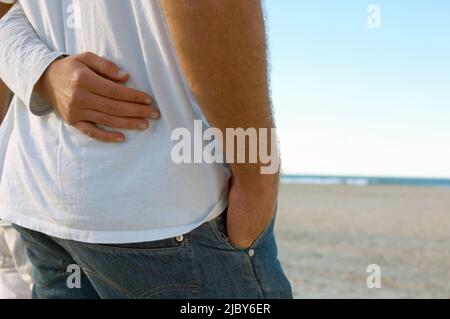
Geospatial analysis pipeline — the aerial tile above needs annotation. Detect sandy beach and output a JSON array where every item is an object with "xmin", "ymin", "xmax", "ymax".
[{"xmin": 275, "ymin": 184, "xmax": 450, "ymax": 298}]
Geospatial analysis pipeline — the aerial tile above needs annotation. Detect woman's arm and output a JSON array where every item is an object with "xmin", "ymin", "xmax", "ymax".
[
  {"xmin": 0, "ymin": 2, "xmax": 13, "ymax": 124},
  {"xmin": 0, "ymin": 1, "xmax": 159, "ymax": 142},
  {"xmin": 0, "ymin": 1, "xmax": 65, "ymax": 116}
]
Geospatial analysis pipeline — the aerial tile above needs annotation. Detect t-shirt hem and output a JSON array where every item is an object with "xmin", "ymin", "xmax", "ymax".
[{"xmin": 0, "ymin": 193, "xmax": 228, "ymax": 244}]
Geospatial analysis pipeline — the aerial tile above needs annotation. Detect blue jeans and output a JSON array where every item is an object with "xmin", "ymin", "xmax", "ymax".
[{"xmin": 13, "ymin": 212, "xmax": 292, "ymax": 299}]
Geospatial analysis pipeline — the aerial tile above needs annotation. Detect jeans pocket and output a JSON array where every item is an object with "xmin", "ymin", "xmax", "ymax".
[
  {"xmin": 208, "ymin": 215, "xmax": 247, "ymax": 252},
  {"xmin": 247, "ymin": 214, "xmax": 276, "ymax": 249},
  {"xmin": 208, "ymin": 211, "xmax": 276, "ymax": 252},
  {"xmin": 60, "ymin": 235, "xmax": 201, "ymax": 298}
]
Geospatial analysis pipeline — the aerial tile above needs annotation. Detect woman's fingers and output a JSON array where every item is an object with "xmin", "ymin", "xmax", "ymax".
[
  {"xmin": 80, "ymin": 68, "xmax": 153, "ymax": 105},
  {"xmin": 79, "ymin": 109, "xmax": 150, "ymax": 131},
  {"xmin": 79, "ymin": 93, "xmax": 160, "ymax": 120},
  {"xmin": 74, "ymin": 121, "xmax": 125, "ymax": 143}
]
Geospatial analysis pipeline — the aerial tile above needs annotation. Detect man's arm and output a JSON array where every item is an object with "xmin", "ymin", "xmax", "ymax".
[{"xmin": 161, "ymin": 1, "xmax": 279, "ymax": 248}]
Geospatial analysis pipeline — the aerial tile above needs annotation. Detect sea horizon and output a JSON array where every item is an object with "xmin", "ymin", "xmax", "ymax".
[{"xmin": 280, "ymin": 175, "xmax": 450, "ymax": 188}]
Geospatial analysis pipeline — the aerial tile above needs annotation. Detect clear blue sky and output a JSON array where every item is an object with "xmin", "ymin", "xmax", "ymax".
[{"xmin": 265, "ymin": 0, "xmax": 450, "ymax": 178}]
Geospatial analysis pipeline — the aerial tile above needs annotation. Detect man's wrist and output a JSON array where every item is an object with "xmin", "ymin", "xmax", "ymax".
[
  {"xmin": 229, "ymin": 174, "xmax": 279, "ymax": 218},
  {"xmin": 232, "ymin": 172, "xmax": 280, "ymax": 195}
]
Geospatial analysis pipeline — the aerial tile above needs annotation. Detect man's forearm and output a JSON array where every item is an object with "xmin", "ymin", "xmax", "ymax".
[
  {"xmin": 161, "ymin": 1, "xmax": 279, "ymax": 247},
  {"xmin": 161, "ymin": 0, "xmax": 279, "ymax": 191}
]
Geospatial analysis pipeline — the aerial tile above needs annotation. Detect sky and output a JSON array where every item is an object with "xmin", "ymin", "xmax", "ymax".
[{"xmin": 265, "ymin": 0, "xmax": 450, "ymax": 178}]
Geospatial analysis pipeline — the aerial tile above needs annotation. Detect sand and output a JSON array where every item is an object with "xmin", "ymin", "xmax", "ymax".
[{"xmin": 275, "ymin": 184, "xmax": 450, "ymax": 298}]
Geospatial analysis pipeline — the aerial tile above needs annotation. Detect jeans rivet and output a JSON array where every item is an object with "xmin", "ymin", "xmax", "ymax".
[
  {"xmin": 176, "ymin": 235, "xmax": 184, "ymax": 242},
  {"xmin": 248, "ymin": 249, "xmax": 255, "ymax": 257}
]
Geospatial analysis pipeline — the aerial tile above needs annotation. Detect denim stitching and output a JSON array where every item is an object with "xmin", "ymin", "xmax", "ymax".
[
  {"xmin": 139, "ymin": 282, "xmax": 200, "ymax": 299},
  {"xmin": 82, "ymin": 268, "xmax": 134, "ymax": 298},
  {"xmin": 246, "ymin": 256, "xmax": 265, "ymax": 298},
  {"xmin": 92, "ymin": 241, "xmax": 186, "ymax": 253}
]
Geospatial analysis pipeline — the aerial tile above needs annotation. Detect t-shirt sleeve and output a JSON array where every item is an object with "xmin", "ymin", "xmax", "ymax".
[{"xmin": 0, "ymin": 1, "xmax": 67, "ymax": 116}]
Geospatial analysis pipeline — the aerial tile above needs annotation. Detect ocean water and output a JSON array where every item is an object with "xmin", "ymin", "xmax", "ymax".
[{"xmin": 281, "ymin": 175, "xmax": 450, "ymax": 188}]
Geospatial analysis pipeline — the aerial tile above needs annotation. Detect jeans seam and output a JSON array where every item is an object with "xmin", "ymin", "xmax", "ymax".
[
  {"xmin": 138, "ymin": 282, "xmax": 201, "ymax": 299},
  {"xmin": 73, "ymin": 239, "xmax": 186, "ymax": 253},
  {"xmin": 19, "ymin": 236, "xmax": 71, "ymax": 288},
  {"xmin": 18, "ymin": 234, "xmax": 57, "ymax": 256},
  {"xmin": 82, "ymin": 268, "xmax": 134, "ymax": 298},
  {"xmin": 246, "ymin": 256, "xmax": 266, "ymax": 298}
]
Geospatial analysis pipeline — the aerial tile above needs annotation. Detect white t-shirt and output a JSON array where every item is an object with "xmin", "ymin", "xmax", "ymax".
[{"xmin": 0, "ymin": 1, "xmax": 230, "ymax": 243}]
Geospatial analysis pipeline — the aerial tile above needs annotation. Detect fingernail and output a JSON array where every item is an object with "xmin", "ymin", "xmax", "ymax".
[
  {"xmin": 150, "ymin": 112, "xmax": 160, "ymax": 119},
  {"xmin": 117, "ymin": 70, "xmax": 127, "ymax": 78},
  {"xmin": 145, "ymin": 98, "xmax": 153, "ymax": 104},
  {"xmin": 139, "ymin": 122, "xmax": 149, "ymax": 129},
  {"xmin": 116, "ymin": 136, "xmax": 125, "ymax": 142}
]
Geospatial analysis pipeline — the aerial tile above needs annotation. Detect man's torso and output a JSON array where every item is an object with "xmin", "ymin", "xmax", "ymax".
[{"xmin": 0, "ymin": 0, "xmax": 230, "ymax": 243}]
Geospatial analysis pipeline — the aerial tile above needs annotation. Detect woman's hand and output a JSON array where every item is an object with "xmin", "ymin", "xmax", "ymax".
[{"xmin": 36, "ymin": 52, "xmax": 161, "ymax": 143}]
